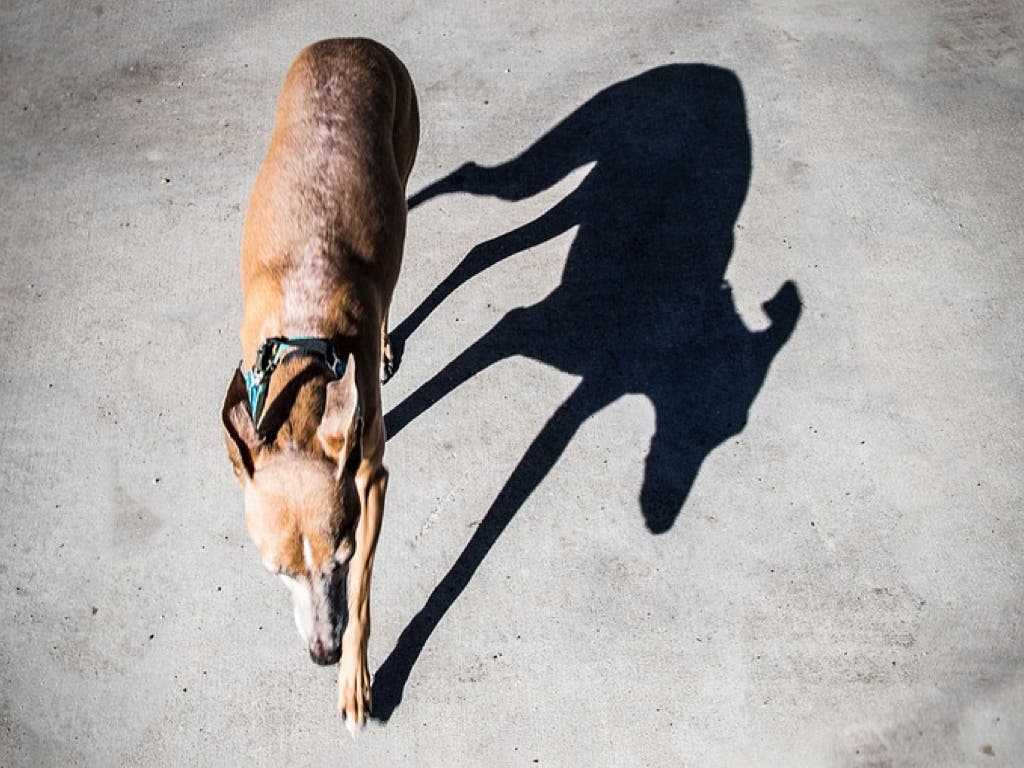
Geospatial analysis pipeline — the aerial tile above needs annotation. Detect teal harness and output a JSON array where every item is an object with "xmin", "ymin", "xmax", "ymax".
[{"xmin": 242, "ymin": 336, "xmax": 348, "ymax": 426}]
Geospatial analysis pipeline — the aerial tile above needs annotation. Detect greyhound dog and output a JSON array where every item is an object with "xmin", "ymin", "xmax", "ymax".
[{"xmin": 220, "ymin": 38, "xmax": 418, "ymax": 734}]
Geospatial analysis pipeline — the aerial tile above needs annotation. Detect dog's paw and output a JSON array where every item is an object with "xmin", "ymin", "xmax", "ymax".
[
  {"xmin": 338, "ymin": 661, "xmax": 372, "ymax": 737},
  {"xmin": 380, "ymin": 356, "xmax": 395, "ymax": 385}
]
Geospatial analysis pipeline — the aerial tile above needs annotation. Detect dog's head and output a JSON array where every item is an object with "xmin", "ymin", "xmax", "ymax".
[{"xmin": 221, "ymin": 355, "xmax": 360, "ymax": 665}]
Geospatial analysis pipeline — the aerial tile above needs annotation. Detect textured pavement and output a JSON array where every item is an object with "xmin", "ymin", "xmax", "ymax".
[{"xmin": 2, "ymin": 1, "xmax": 1022, "ymax": 766}]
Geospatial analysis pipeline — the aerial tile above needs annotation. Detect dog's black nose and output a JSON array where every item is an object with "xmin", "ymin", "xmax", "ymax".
[{"xmin": 309, "ymin": 639, "xmax": 341, "ymax": 666}]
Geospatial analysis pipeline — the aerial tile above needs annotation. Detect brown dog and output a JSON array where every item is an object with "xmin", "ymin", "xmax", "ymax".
[{"xmin": 220, "ymin": 38, "xmax": 418, "ymax": 734}]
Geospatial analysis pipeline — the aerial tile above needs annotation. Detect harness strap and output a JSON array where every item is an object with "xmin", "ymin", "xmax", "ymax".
[{"xmin": 242, "ymin": 336, "xmax": 348, "ymax": 427}]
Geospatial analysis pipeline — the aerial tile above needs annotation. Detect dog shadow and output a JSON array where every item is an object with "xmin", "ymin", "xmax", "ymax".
[{"xmin": 372, "ymin": 64, "xmax": 802, "ymax": 720}]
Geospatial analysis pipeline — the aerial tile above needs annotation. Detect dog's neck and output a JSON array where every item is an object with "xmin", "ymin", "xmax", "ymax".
[{"xmin": 258, "ymin": 355, "xmax": 333, "ymax": 455}]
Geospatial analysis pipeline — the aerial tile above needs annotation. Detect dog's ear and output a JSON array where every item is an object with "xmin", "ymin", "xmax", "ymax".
[
  {"xmin": 222, "ymin": 368, "xmax": 261, "ymax": 479},
  {"xmin": 318, "ymin": 354, "xmax": 359, "ymax": 466}
]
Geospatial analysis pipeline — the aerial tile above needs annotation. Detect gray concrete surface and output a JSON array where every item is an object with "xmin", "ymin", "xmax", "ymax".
[{"xmin": 2, "ymin": 1, "xmax": 1022, "ymax": 766}]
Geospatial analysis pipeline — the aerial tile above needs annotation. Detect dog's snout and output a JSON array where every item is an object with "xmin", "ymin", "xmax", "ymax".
[{"xmin": 309, "ymin": 638, "xmax": 341, "ymax": 666}]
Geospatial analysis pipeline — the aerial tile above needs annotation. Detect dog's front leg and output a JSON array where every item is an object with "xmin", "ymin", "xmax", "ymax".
[{"xmin": 339, "ymin": 456, "xmax": 388, "ymax": 734}]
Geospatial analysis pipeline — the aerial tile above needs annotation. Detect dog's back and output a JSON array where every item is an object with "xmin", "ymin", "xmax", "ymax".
[{"xmin": 239, "ymin": 38, "xmax": 419, "ymax": 362}]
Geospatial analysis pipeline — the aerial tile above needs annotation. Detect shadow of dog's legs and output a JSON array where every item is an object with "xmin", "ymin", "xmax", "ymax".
[
  {"xmin": 373, "ymin": 375, "xmax": 615, "ymax": 720},
  {"xmin": 390, "ymin": 192, "xmax": 579, "ymax": 375},
  {"xmin": 386, "ymin": 313, "xmax": 522, "ymax": 439}
]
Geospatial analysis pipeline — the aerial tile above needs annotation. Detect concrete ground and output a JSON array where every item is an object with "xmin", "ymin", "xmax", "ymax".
[{"xmin": 2, "ymin": 1, "xmax": 1022, "ymax": 766}]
